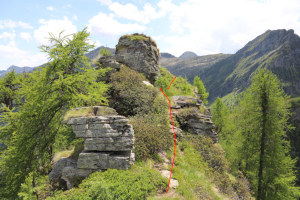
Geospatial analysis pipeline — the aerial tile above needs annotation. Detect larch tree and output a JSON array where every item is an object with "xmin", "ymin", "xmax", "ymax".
[
  {"xmin": 237, "ymin": 69, "xmax": 299, "ymax": 200},
  {"xmin": 0, "ymin": 70, "xmax": 21, "ymax": 109},
  {"xmin": 193, "ymin": 76, "xmax": 209, "ymax": 104},
  {"xmin": 0, "ymin": 28, "xmax": 108, "ymax": 199}
]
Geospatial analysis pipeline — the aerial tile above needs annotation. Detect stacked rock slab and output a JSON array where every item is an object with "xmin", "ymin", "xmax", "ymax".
[
  {"xmin": 68, "ymin": 114, "xmax": 135, "ymax": 175},
  {"xmin": 171, "ymin": 96, "xmax": 218, "ymax": 143}
]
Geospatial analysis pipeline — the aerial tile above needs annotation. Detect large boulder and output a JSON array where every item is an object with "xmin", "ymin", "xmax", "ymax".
[
  {"xmin": 115, "ymin": 33, "xmax": 160, "ymax": 83},
  {"xmin": 49, "ymin": 158, "xmax": 77, "ymax": 189}
]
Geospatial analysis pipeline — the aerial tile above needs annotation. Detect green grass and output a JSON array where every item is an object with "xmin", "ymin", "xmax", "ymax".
[
  {"xmin": 63, "ymin": 106, "xmax": 117, "ymax": 121},
  {"xmin": 173, "ymin": 141, "xmax": 228, "ymax": 200},
  {"xmin": 48, "ymin": 161, "xmax": 168, "ymax": 200}
]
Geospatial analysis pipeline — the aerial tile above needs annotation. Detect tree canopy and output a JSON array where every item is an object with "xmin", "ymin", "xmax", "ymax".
[
  {"xmin": 236, "ymin": 69, "xmax": 299, "ymax": 199},
  {"xmin": 0, "ymin": 28, "xmax": 108, "ymax": 199}
]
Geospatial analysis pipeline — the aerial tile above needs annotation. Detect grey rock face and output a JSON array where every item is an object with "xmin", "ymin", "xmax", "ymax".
[
  {"xmin": 68, "ymin": 107, "xmax": 135, "ymax": 174},
  {"xmin": 50, "ymin": 107, "xmax": 135, "ymax": 189},
  {"xmin": 115, "ymin": 34, "xmax": 160, "ymax": 83},
  {"xmin": 49, "ymin": 158, "xmax": 77, "ymax": 182},
  {"xmin": 171, "ymin": 96, "xmax": 218, "ymax": 143},
  {"xmin": 97, "ymin": 56, "xmax": 123, "ymax": 82}
]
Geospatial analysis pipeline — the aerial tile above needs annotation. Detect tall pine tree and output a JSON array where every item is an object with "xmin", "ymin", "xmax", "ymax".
[
  {"xmin": 237, "ymin": 69, "xmax": 299, "ymax": 200},
  {"xmin": 193, "ymin": 76, "xmax": 209, "ymax": 104},
  {"xmin": 0, "ymin": 28, "xmax": 108, "ymax": 199}
]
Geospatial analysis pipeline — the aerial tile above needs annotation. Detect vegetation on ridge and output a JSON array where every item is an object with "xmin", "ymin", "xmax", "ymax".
[
  {"xmin": 212, "ymin": 69, "xmax": 300, "ymax": 199},
  {"xmin": 0, "ymin": 28, "xmax": 108, "ymax": 199}
]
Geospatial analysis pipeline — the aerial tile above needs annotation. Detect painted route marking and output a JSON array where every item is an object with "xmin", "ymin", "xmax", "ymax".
[{"xmin": 160, "ymin": 76, "xmax": 177, "ymax": 193}]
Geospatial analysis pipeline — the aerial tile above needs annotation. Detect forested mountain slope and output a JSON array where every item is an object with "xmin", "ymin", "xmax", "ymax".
[{"xmin": 189, "ymin": 29, "xmax": 300, "ymax": 102}]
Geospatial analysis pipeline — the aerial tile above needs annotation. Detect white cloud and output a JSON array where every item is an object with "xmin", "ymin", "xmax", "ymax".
[
  {"xmin": 87, "ymin": 12, "xmax": 146, "ymax": 36},
  {"xmin": 156, "ymin": 0, "xmax": 300, "ymax": 56},
  {"xmin": 73, "ymin": 15, "xmax": 78, "ymax": 21},
  {"xmin": 20, "ymin": 32, "xmax": 32, "ymax": 42},
  {"xmin": 109, "ymin": 2, "xmax": 165, "ymax": 24},
  {"xmin": 66, "ymin": 4, "xmax": 72, "ymax": 8},
  {"xmin": 0, "ymin": 44, "xmax": 47, "ymax": 68},
  {"xmin": 0, "ymin": 32, "xmax": 15, "ymax": 41},
  {"xmin": 94, "ymin": 40, "xmax": 101, "ymax": 47},
  {"xmin": 0, "ymin": 20, "xmax": 32, "ymax": 29},
  {"xmin": 34, "ymin": 17, "xmax": 77, "ymax": 45},
  {"xmin": 97, "ymin": 0, "xmax": 112, "ymax": 6},
  {"xmin": 47, "ymin": 6, "xmax": 54, "ymax": 11},
  {"xmin": 0, "ymin": 34, "xmax": 47, "ymax": 69}
]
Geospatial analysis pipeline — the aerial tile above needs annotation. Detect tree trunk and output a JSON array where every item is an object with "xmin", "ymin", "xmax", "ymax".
[{"xmin": 257, "ymin": 90, "xmax": 268, "ymax": 200}]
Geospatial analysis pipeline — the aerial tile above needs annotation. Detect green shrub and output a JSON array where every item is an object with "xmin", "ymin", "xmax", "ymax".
[
  {"xmin": 99, "ymin": 48, "xmax": 112, "ymax": 56},
  {"xmin": 110, "ymin": 66, "xmax": 167, "ymax": 116},
  {"xmin": 155, "ymin": 67, "xmax": 195, "ymax": 97},
  {"xmin": 48, "ymin": 162, "xmax": 168, "ymax": 200},
  {"xmin": 19, "ymin": 174, "xmax": 52, "ymax": 200},
  {"xmin": 185, "ymin": 135, "xmax": 252, "ymax": 199},
  {"xmin": 187, "ymin": 135, "xmax": 229, "ymax": 173},
  {"xmin": 130, "ymin": 114, "xmax": 172, "ymax": 161}
]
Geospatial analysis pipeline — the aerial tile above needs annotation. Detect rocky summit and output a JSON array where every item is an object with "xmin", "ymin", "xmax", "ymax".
[{"xmin": 115, "ymin": 33, "xmax": 160, "ymax": 83}]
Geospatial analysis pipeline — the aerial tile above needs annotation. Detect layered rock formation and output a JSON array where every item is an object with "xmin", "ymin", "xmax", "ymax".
[
  {"xmin": 98, "ymin": 33, "xmax": 160, "ymax": 83},
  {"xmin": 50, "ymin": 106, "xmax": 135, "ymax": 189},
  {"xmin": 171, "ymin": 96, "xmax": 218, "ymax": 143},
  {"xmin": 68, "ymin": 115, "xmax": 135, "ymax": 172}
]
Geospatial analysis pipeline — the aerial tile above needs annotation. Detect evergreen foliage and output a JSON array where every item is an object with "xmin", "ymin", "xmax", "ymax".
[
  {"xmin": 110, "ymin": 65, "xmax": 167, "ymax": 116},
  {"xmin": 193, "ymin": 76, "xmax": 209, "ymax": 104},
  {"xmin": 0, "ymin": 69, "xmax": 21, "ymax": 109},
  {"xmin": 47, "ymin": 162, "xmax": 168, "ymax": 200},
  {"xmin": 130, "ymin": 114, "xmax": 172, "ymax": 160},
  {"xmin": 211, "ymin": 97, "xmax": 242, "ymax": 172},
  {"xmin": 211, "ymin": 97, "xmax": 230, "ymax": 135},
  {"xmin": 236, "ymin": 69, "xmax": 299, "ymax": 199},
  {"xmin": 0, "ymin": 28, "xmax": 108, "ymax": 199},
  {"xmin": 99, "ymin": 48, "xmax": 112, "ymax": 56}
]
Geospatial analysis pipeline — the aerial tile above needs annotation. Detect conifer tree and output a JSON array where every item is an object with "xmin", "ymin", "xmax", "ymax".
[
  {"xmin": 193, "ymin": 76, "xmax": 209, "ymax": 104},
  {"xmin": 237, "ymin": 69, "xmax": 299, "ymax": 200},
  {"xmin": 211, "ymin": 97, "xmax": 230, "ymax": 135},
  {"xmin": 0, "ymin": 70, "xmax": 20, "ymax": 109},
  {"xmin": 0, "ymin": 28, "xmax": 108, "ymax": 199}
]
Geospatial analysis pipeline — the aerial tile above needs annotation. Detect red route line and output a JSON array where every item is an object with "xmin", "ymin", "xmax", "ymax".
[
  {"xmin": 160, "ymin": 76, "xmax": 177, "ymax": 193},
  {"xmin": 167, "ymin": 76, "xmax": 177, "ymax": 89}
]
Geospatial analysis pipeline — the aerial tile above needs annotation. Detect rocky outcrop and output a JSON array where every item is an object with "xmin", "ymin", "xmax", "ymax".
[
  {"xmin": 98, "ymin": 33, "xmax": 160, "ymax": 84},
  {"xmin": 97, "ymin": 56, "xmax": 123, "ymax": 82},
  {"xmin": 50, "ymin": 106, "xmax": 135, "ymax": 189},
  {"xmin": 68, "ymin": 114, "xmax": 135, "ymax": 173},
  {"xmin": 49, "ymin": 158, "xmax": 77, "ymax": 189},
  {"xmin": 171, "ymin": 96, "xmax": 218, "ymax": 143},
  {"xmin": 115, "ymin": 34, "xmax": 160, "ymax": 83}
]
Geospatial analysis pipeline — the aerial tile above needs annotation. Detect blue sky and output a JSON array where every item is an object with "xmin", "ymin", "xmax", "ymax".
[{"xmin": 1, "ymin": 0, "xmax": 300, "ymax": 70}]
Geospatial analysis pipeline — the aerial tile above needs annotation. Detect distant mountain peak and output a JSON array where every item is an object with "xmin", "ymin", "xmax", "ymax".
[
  {"xmin": 240, "ymin": 29, "xmax": 299, "ymax": 57},
  {"xmin": 160, "ymin": 52, "xmax": 176, "ymax": 58},
  {"xmin": 179, "ymin": 51, "xmax": 197, "ymax": 59}
]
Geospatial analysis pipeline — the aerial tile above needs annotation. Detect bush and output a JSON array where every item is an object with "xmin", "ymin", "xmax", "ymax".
[
  {"xmin": 155, "ymin": 67, "xmax": 195, "ymax": 97},
  {"xmin": 130, "ymin": 114, "xmax": 173, "ymax": 161},
  {"xmin": 48, "ymin": 162, "xmax": 168, "ymax": 200},
  {"xmin": 110, "ymin": 66, "xmax": 166, "ymax": 116}
]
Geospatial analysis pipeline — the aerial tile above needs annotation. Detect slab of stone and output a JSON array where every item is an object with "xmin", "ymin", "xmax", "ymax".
[
  {"xmin": 77, "ymin": 152, "xmax": 109, "ymax": 170},
  {"xmin": 77, "ymin": 152, "xmax": 132, "ymax": 170},
  {"xmin": 84, "ymin": 137, "xmax": 134, "ymax": 151},
  {"xmin": 161, "ymin": 170, "xmax": 179, "ymax": 189},
  {"xmin": 109, "ymin": 155, "xmax": 131, "ymax": 170}
]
